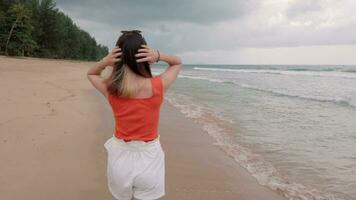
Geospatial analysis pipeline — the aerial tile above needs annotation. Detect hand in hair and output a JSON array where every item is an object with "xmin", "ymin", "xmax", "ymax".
[
  {"xmin": 101, "ymin": 47, "xmax": 122, "ymax": 67},
  {"xmin": 135, "ymin": 45, "xmax": 159, "ymax": 64}
]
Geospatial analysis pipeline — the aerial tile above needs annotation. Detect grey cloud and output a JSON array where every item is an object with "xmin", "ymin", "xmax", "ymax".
[
  {"xmin": 55, "ymin": 0, "xmax": 356, "ymax": 56},
  {"xmin": 56, "ymin": 0, "xmax": 255, "ymax": 26},
  {"xmin": 286, "ymin": 0, "xmax": 323, "ymax": 19}
]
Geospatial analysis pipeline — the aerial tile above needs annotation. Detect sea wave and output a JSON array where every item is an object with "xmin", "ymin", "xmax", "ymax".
[
  {"xmin": 178, "ymin": 74, "xmax": 226, "ymax": 83},
  {"xmin": 239, "ymin": 83, "xmax": 355, "ymax": 108},
  {"xmin": 164, "ymin": 93, "xmax": 353, "ymax": 200},
  {"xmin": 343, "ymin": 69, "xmax": 356, "ymax": 73},
  {"xmin": 178, "ymin": 74, "xmax": 233, "ymax": 84},
  {"xmin": 193, "ymin": 67, "xmax": 356, "ymax": 79},
  {"xmin": 178, "ymin": 75, "xmax": 356, "ymax": 108}
]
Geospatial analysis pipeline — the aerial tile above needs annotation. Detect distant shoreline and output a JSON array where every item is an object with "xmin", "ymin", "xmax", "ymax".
[{"xmin": 0, "ymin": 55, "xmax": 99, "ymax": 63}]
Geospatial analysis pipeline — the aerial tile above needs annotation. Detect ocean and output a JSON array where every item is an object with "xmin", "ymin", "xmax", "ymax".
[{"xmin": 152, "ymin": 64, "xmax": 356, "ymax": 200}]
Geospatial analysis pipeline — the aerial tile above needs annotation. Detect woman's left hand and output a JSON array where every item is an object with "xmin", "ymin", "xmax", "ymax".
[
  {"xmin": 135, "ymin": 45, "xmax": 159, "ymax": 64},
  {"xmin": 101, "ymin": 47, "xmax": 122, "ymax": 67}
]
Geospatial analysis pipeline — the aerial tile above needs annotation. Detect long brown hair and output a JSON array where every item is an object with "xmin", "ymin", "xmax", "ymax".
[{"xmin": 105, "ymin": 30, "xmax": 153, "ymax": 98}]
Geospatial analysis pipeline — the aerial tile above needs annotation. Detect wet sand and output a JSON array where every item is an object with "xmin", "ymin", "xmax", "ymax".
[{"xmin": 0, "ymin": 56, "xmax": 286, "ymax": 200}]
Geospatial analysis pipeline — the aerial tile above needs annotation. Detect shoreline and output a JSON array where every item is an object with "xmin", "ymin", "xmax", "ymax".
[
  {"xmin": 159, "ymin": 101, "xmax": 285, "ymax": 199},
  {"xmin": 0, "ymin": 56, "xmax": 286, "ymax": 199}
]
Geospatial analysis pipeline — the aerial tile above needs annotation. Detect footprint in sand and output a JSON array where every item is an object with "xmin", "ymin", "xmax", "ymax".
[{"xmin": 45, "ymin": 101, "xmax": 56, "ymax": 115}]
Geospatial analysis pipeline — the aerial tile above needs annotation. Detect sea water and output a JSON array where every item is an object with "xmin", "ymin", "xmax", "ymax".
[{"xmin": 152, "ymin": 64, "xmax": 356, "ymax": 200}]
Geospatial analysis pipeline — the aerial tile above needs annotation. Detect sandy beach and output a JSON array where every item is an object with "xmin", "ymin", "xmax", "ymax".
[{"xmin": 0, "ymin": 56, "xmax": 286, "ymax": 200}]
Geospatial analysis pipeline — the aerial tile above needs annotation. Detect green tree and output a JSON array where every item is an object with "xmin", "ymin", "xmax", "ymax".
[
  {"xmin": 0, "ymin": 0, "xmax": 108, "ymax": 60},
  {"xmin": 0, "ymin": 10, "xmax": 6, "ymax": 52},
  {"xmin": 36, "ymin": 0, "xmax": 59, "ymax": 57},
  {"xmin": 5, "ymin": 3, "xmax": 37, "ymax": 56}
]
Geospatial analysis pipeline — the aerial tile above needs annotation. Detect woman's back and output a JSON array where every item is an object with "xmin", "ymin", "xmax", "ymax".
[{"xmin": 108, "ymin": 75, "xmax": 164, "ymax": 142}]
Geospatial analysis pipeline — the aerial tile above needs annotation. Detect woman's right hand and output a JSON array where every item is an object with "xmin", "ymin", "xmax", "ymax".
[
  {"xmin": 135, "ymin": 45, "xmax": 159, "ymax": 64},
  {"xmin": 101, "ymin": 47, "xmax": 122, "ymax": 67}
]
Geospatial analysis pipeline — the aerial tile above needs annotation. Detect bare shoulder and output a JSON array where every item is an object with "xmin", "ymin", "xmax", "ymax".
[{"xmin": 152, "ymin": 74, "xmax": 163, "ymax": 84}]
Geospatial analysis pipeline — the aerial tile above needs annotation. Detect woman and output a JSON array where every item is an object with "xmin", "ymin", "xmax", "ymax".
[{"xmin": 87, "ymin": 30, "xmax": 182, "ymax": 200}]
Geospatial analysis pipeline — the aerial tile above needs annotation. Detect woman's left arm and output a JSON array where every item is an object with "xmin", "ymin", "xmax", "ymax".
[{"xmin": 87, "ymin": 47, "xmax": 121, "ymax": 98}]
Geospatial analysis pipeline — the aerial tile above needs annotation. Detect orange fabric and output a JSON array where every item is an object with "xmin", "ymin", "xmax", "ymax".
[{"xmin": 107, "ymin": 75, "xmax": 164, "ymax": 142}]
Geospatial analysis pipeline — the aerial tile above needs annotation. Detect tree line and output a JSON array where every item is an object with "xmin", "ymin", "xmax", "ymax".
[{"xmin": 0, "ymin": 0, "xmax": 108, "ymax": 61}]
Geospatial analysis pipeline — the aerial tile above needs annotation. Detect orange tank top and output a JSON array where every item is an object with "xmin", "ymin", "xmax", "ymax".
[{"xmin": 107, "ymin": 75, "xmax": 164, "ymax": 142}]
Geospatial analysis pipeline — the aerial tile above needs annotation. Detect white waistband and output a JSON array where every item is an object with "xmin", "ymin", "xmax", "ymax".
[{"xmin": 109, "ymin": 135, "xmax": 161, "ymax": 151}]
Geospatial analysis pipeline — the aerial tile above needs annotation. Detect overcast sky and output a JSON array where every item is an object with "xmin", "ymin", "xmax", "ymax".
[{"xmin": 56, "ymin": 0, "xmax": 356, "ymax": 65}]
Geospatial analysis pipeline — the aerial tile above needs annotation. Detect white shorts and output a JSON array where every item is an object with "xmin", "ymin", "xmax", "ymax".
[{"xmin": 104, "ymin": 135, "xmax": 165, "ymax": 200}]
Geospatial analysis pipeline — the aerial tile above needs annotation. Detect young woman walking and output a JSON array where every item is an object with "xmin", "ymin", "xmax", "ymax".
[{"xmin": 87, "ymin": 30, "xmax": 182, "ymax": 200}]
